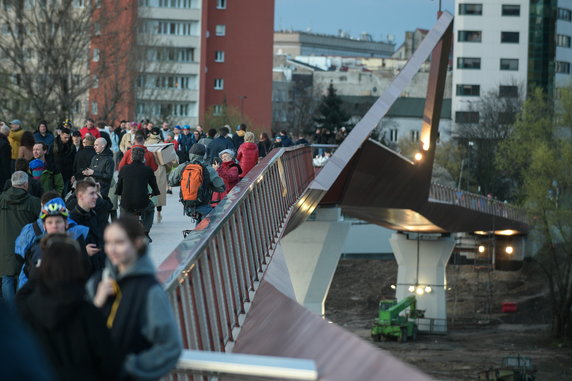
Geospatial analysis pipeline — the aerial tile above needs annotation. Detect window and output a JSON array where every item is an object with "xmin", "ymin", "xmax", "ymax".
[
  {"xmin": 456, "ymin": 84, "xmax": 480, "ymax": 96},
  {"xmin": 141, "ymin": 20, "xmax": 199, "ymax": 36},
  {"xmin": 214, "ymin": 51, "xmax": 225, "ymax": 62},
  {"xmin": 502, "ymin": 4, "xmax": 520, "ymax": 16},
  {"xmin": 73, "ymin": 101, "xmax": 82, "ymax": 114},
  {"xmin": 558, "ymin": 8, "xmax": 572, "ymax": 22},
  {"xmin": 93, "ymin": 48, "xmax": 100, "ymax": 62},
  {"xmin": 457, "ymin": 57, "xmax": 481, "ymax": 69},
  {"xmin": 214, "ymin": 78, "xmax": 224, "ymax": 90},
  {"xmin": 92, "ymin": 76, "xmax": 99, "ymax": 88},
  {"xmin": 73, "ymin": 0, "xmax": 85, "ymax": 7},
  {"xmin": 498, "ymin": 112, "xmax": 516, "ymax": 124},
  {"xmin": 501, "ymin": 31, "xmax": 519, "ymax": 43},
  {"xmin": 456, "ymin": 111, "xmax": 479, "ymax": 124},
  {"xmin": 458, "ymin": 30, "xmax": 481, "ymax": 42},
  {"xmin": 215, "ymin": 24, "xmax": 226, "ymax": 36},
  {"xmin": 214, "ymin": 105, "xmax": 223, "ymax": 115},
  {"xmin": 556, "ymin": 61, "xmax": 571, "ymax": 74},
  {"xmin": 217, "ymin": 0, "xmax": 226, "ymax": 9},
  {"xmin": 91, "ymin": 102, "xmax": 98, "ymax": 115},
  {"xmin": 499, "ymin": 85, "xmax": 518, "ymax": 98},
  {"xmin": 557, "ymin": 34, "xmax": 571, "ymax": 48},
  {"xmin": 389, "ymin": 128, "xmax": 398, "ymax": 142},
  {"xmin": 410, "ymin": 130, "xmax": 419, "ymax": 142},
  {"xmin": 459, "ymin": 3, "xmax": 482, "ymax": 15},
  {"xmin": 500, "ymin": 58, "xmax": 519, "ymax": 71}
]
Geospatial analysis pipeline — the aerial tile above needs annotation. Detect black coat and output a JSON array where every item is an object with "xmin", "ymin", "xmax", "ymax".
[
  {"xmin": 257, "ymin": 140, "xmax": 272, "ymax": 158},
  {"xmin": 4, "ymin": 175, "xmax": 43, "ymax": 198},
  {"xmin": 68, "ymin": 205, "xmax": 105, "ymax": 271},
  {"xmin": 0, "ymin": 133, "xmax": 10, "ymax": 189},
  {"xmin": 16, "ymin": 282, "xmax": 121, "ymax": 381},
  {"xmin": 207, "ymin": 136, "xmax": 234, "ymax": 161},
  {"xmin": 89, "ymin": 148, "xmax": 114, "ymax": 197},
  {"xmin": 50, "ymin": 137, "xmax": 76, "ymax": 183},
  {"xmin": 116, "ymin": 161, "xmax": 160, "ymax": 211},
  {"xmin": 73, "ymin": 146, "xmax": 96, "ymax": 181}
]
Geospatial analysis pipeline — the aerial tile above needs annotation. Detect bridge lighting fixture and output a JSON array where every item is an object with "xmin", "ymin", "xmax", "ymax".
[
  {"xmin": 408, "ymin": 285, "xmax": 415, "ymax": 292},
  {"xmin": 415, "ymin": 287, "xmax": 424, "ymax": 295},
  {"xmin": 414, "ymin": 152, "xmax": 423, "ymax": 161},
  {"xmin": 478, "ymin": 245, "xmax": 485, "ymax": 253},
  {"xmin": 424, "ymin": 286, "xmax": 432, "ymax": 293},
  {"xmin": 390, "ymin": 284, "xmax": 396, "ymax": 290},
  {"xmin": 505, "ymin": 246, "xmax": 514, "ymax": 254}
]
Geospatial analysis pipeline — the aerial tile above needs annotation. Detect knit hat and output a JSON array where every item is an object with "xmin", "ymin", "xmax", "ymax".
[
  {"xmin": 183, "ymin": 125, "xmax": 191, "ymax": 130},
  {"xmin": 219, "ymin": 149, "xmax": 235, "ymax": 159},
  {"xmin": 189, "ymin": 143, "xmax": 206, "ymax": 157},
  {"xmin": 29, "ymin": 159, "xmax": 45, "ymax": 180}
]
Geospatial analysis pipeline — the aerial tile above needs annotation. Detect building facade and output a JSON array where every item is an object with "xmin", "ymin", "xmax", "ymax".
[{"xmin": 88, "ymin": 0, "xmax": 274, "ymax": 129}]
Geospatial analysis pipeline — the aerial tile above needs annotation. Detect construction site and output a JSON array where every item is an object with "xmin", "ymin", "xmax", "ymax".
[{"xmin": 325, "ymin": 246, "xmax": 572, "ymax": 380}]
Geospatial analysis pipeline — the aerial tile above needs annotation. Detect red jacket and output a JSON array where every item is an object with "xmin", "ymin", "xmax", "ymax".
[
  {"xmin": 211, "ymin": 161, "xmax": 241, "ymax": 204},
  {"xmin": 79, "ymin": 126, "xmax": 101, "ymax": 139},
  {"xmin": 237, "ymin": 142, "xmax": 259, "ymax": 178},
  {"xmin": 118, "ymin": 145, "xmax": 158, "ymax": 172}
]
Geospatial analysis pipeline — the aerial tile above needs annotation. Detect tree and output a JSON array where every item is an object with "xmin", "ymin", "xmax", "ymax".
[
  {"xmin": 286, "ymin": 79, "xmax": 320, "ymax": 137},
  {"xmin": 0, "ymin": 0, "xmax": 128, "ymax": 124},
  {"xmin": 497, "ymin": 87, "xmax": 572, "ymax": 339},
  {"xmin": 314, "ymin": 82, "xmax": 349, "ymax": 133},
  {"xmin": 456, "ymin": 85, "xmax": 524, "ymax": 199},
  {"xmin": 203, "ymin": 103, "xmax": 252, "ymax": 133}
]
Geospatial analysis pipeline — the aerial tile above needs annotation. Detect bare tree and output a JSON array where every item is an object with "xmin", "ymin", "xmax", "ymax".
[{"xmin": 0, "ymin": 0, "xmax": 128, "ymax": 124}]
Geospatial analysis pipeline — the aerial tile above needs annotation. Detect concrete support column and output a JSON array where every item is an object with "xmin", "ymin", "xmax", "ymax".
[
  {"xmin": 390, "ymin": 232, "xmax": 454, "ymax": 323},
  {"xmin": 280, "ymin": 207, "xmax": 350, "ymax": 316}
]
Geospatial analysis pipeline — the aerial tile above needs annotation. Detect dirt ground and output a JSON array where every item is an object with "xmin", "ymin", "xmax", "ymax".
[{"xmin": 325, "ymin": 259, "xmax": 572, "ymax": 380}]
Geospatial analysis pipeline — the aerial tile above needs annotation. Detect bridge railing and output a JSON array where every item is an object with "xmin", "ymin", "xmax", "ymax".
[
  {"xmin": 429, "ymin": 183, "xmax": 528, "ymax": 224},
  {"xmin": 158, "ymin": 146, "xmax": 314, "ymax": 374}
]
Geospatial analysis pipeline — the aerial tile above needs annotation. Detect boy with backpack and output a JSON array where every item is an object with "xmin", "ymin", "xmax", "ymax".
[{"xmin": 168, "ymin": 144, "xmax": 225, "ymax": 231}]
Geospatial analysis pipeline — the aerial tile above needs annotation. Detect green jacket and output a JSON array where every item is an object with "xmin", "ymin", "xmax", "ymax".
[
  {"xmin": 0, "ymin": 187, "xmax": 40, "ymax": 276},
  {"xmin": 39, "ymin": 169, "xmax": 64, "ymax": 196}
]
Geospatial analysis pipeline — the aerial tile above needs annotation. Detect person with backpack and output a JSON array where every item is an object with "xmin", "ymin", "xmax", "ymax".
[
  {"xmin": 16, "ymin": 198, "xmax": 90, "ymax": 289},
  {"xmin": 168, "ymin": 144, "xmax": 225, "ymax": 224},
  {"xmin": 211, "ymin": 149, "xmax": 241, "ymax": 205},
  {"xmin": 115, "ymin": 148, "xmax": 160, "ymax": 242}
]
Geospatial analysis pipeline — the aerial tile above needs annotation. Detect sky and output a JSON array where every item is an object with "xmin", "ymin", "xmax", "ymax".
[{"xmin": 275, "ymin": 0, "xmax": 455, "ymax": 46}]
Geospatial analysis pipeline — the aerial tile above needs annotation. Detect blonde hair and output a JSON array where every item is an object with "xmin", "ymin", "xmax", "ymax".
[{"xmin": 244, "ymin": 131, "xmax": 255, "ymax": 143}]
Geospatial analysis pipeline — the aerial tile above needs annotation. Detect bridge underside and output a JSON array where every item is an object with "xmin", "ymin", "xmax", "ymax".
[{"xmin": 319, "ymin": 139, "xmax": 529, "ymax": 234}]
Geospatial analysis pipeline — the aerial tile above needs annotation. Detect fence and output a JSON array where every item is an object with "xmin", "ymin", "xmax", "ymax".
[
  {"xmin": 158, "ymin": 146, "xmax": 314, "ymax": 379},
  {"xmin": 429, "ymin": 183, "xmax": 528, "ymax": 224}
]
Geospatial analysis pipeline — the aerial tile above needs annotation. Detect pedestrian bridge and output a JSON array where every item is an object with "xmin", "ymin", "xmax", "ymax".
[{"xmin": 156, "ymin": 11, "xmax": 528, "ymax": 380}]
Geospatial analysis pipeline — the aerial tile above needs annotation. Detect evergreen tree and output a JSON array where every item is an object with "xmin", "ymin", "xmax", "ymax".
[{"xmin": 314, "ymin": 83, "xmax": 350, "ymax": 133}]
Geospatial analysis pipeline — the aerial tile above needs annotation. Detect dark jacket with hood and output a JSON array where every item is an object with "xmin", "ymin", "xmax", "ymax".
[
  {"xmin": 207, "ymin": 136, "xmax": 234, "ymax": 161},
  {"xmin": 0, "ymin": 187, "xmax": 40, "ymax": 276},
  {"xmin": 68, "ymin": 205, "xmax": 106, "ymax": 272},
  {"xmin": 0, "ymin": 133, "xmax": 10, "ymax": 188},
  {"xmin": 34, "ymin": 130, "xmax": 55, "ymax": 150},
  {"xmin": 116, "ymin": 161, "xmax": 160, "ymax": 211},
  {"xmin": 89, "ymin": 147, "xmax": 114, "ymax": 197},
  {"xmin": 232, "ymin": 130, "xmax": 245, "ymax": 150},
  {"xmin": 73, "ymin": 146, "xmax": 97, "ymax": 181},
  {"xmin": 16, "ymin": 282, "xmax": 121, "ymax": 381},
  {"xmin": 87, "ymin": 254, "xmax": 182, "ymax": 381},
  {"xmin": 50, "ymin": 136, "xmax": 76, "ymax": 184}
]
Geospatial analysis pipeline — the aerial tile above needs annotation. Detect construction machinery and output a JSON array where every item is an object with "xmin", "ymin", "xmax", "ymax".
[
  {"xmin": 477, "ymin": 355, "xmax": 536, "ymax": 380},
  {"xmin": 371, "ymin": 295, "xmax": 424, "ymax": 342}
]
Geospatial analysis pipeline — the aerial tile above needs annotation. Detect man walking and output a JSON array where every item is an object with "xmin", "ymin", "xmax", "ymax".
[
  {"xmin": 116, "ymin": 148, "xmax": 160, "ymax": 242},
  {"xmin": 83, "ymin": 138, "xmax": 114, "ymax": 197},
  {"xmin": 0, "ymin": 171, "xmax": 40, "ymax": 301}
]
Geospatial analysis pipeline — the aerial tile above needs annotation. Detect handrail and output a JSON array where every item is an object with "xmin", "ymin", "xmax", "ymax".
[
  {"xmin": 158, "ymin": 145, "xmax": 315, "ymax": 358},
  {"xmin": 173, "ymin": 350, "xmax": 318, "ymax": 380},
  {"xmin": 429, "ymin": 183, "xmax": 528, "ymax": 224}
]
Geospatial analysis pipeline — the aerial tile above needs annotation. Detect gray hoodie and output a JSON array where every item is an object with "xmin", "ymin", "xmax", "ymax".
[
  {"xmin": 87, "ymin": 254, "xmax": 182, "ymax": 380},
  {"xmin": 168, "ymin": 153, "xmax": 225, "ymax": 193}
]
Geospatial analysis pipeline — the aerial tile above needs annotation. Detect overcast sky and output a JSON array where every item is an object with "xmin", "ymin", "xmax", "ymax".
[{"xmin": 275, "ymin": 0, "xmax": 455, "ymax": 46}]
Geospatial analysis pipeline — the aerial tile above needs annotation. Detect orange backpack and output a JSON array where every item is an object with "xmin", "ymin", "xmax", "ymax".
[{"xmin": 180, "ymin": 161, "xmax": 211, "ymax": 207}]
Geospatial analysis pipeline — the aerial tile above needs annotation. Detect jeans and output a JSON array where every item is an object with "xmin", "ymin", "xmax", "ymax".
[
  {"xmin": 121, "ymin": 200, "xmax": 155, "ymax": 234},
  {"xmin": 2, "ymin": 276, "xmax": 15, "ymax": 301}
]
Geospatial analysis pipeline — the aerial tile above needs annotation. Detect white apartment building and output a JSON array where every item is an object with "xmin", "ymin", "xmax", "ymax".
[
  {"xmin": 452, "ymin": 0, "xmax": 529, "ymax": 132},
  {"xmin": 136, "ymin": 0, "xmax": 202, "ymax": 125}
]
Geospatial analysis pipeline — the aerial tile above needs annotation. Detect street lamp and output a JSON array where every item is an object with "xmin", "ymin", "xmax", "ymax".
[{"xmin": 239, "ymin": 95, "xmax": 248, "ymax": 117}]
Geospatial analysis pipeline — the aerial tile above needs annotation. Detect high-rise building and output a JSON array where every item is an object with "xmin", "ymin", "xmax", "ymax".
[
  {"xmin": 452, "ymin": 0, "xmax": 572, "ymax": 133},
  {"xmin": 89, "ymin": 0, "xmax": 274, "ymax": 130}
]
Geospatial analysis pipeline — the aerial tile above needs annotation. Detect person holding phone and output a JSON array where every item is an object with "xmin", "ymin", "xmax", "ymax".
[{"xmin": 68, "ymin": 179, "xmax": 106, "ymax": 272}]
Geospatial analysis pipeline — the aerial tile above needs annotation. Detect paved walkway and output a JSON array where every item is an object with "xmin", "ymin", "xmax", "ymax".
[{"xmin": 146, "ymin": 187, "xmax": 196, "ymax": 267}]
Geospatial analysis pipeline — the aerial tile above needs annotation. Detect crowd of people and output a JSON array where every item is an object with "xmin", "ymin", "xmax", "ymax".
[{"xmin": 0, "ymin": 115, "xmax": 344, "ymax": 379}]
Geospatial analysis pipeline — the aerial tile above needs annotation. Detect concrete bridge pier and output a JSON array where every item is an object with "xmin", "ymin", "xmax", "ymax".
[
  {"xmin": 280, "ymin": 207, "xmax": 351, "ymax": 317},
  {"xmin": 390, "ymin": 232, "xmax": 454, "ymax": 329}
]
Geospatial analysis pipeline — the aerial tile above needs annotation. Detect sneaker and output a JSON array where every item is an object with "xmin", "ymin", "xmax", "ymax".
[
  {"xmin": 146, "ymin": 233, "xmax": 153, "ymax": 243},
  {"xmin": 167, "ymin": 189, "xmax": 173, "ymax": 195}
]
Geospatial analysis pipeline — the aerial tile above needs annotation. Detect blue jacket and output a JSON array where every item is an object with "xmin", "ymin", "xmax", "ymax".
[
  {"xmin": 207, "ymin": 136, "xmax": 234, "ymax": 161},
  {"xmin": 34, "ymin": 131, "xmax": 55, "ymax": 150},
  {"xmin": 16, "ymin": 217, "xmax": 89, "ymax": 289}
]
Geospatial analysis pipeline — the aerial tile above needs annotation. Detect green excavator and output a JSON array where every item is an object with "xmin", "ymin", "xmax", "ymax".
[{"xmin": 371, "ymin": 295, "xmax": 424, "ymax": 342}]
